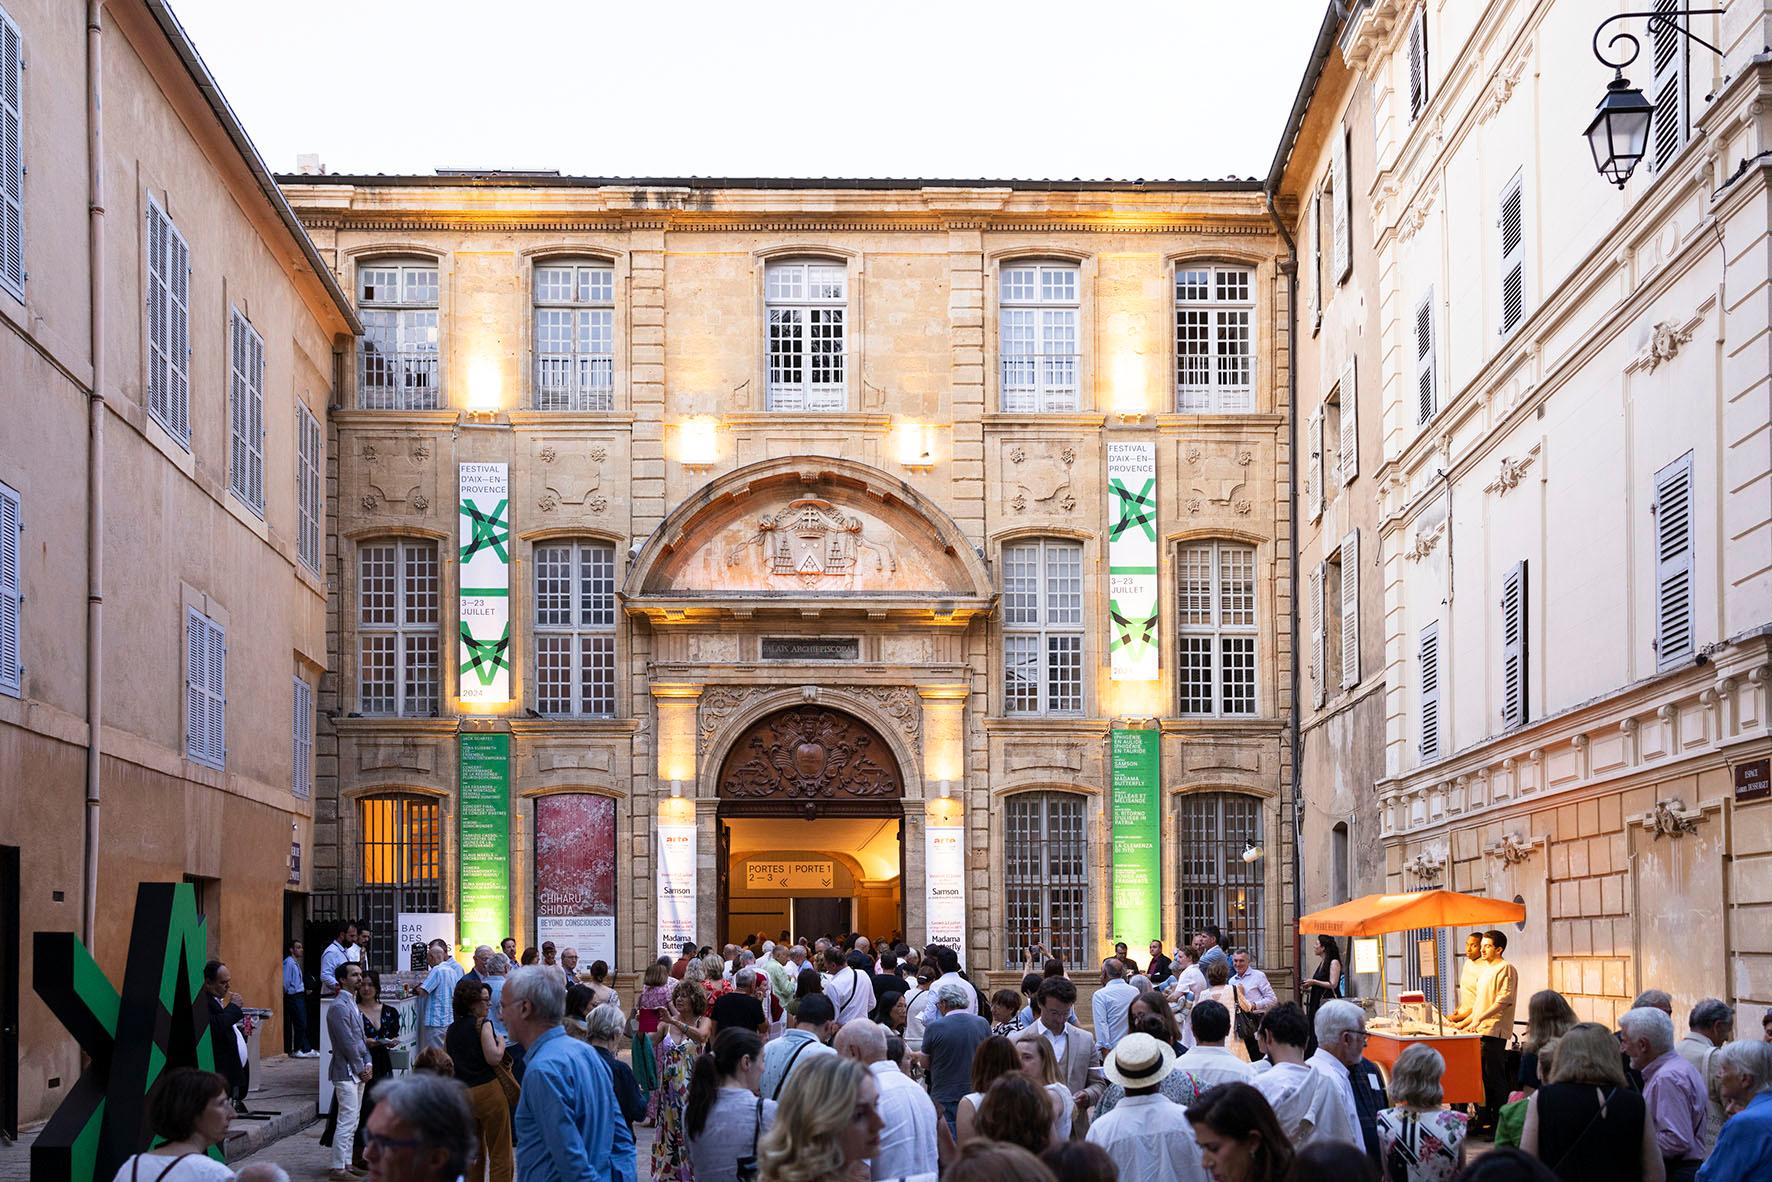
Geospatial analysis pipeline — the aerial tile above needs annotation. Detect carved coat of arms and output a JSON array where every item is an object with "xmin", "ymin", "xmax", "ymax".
[
  {"xmin": 725, "ymin": 498, "xmax": 897, "ymax": 586},
  {"xmin": 722, "ymin": 707, "xmax": 900, "ymax": 799}
]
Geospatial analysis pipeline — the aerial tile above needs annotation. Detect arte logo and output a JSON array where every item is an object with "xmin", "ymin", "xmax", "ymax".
[{"xmin": 33, "ymin": 882, "xmax": 217, "ymax": 1182}]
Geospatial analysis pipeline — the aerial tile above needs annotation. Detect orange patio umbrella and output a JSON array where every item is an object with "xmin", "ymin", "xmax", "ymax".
[{"xmin": 1297, "ymin": 889, "xmax": 1527, "ymax": 937}]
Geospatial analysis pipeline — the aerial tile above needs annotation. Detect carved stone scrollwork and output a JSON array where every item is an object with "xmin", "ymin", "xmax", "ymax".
[
  {"xmin": 535, "ymin": 437, "xmax": 611, "ymax": 514},
  {"xmin": 850, "ymin": 686, "xmax": 921, "ymax": 746},
  {"xmin": 698, "ymin": 686, "xmax": 760, "ymax": 757},
  {"xmin": 1003, "ymin": 441, "xmax": 1078, "ymax": 515},
  {"xmin": 717, "ymin": 706, "xmax": 904, "ymax": 801}
]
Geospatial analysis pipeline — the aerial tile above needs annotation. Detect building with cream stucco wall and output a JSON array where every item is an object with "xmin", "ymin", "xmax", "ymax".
[{"xmin": 275, "ymin": 173, "xmax": 1300, "ymax": 996}]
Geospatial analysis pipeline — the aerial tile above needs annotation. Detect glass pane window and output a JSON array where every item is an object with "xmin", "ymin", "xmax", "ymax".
[
  {"xmin": 766, "ymin": 261, "xmax": 847, "ymax": 411},
  {"xmin": 1003, "ymin": 792, "xmax": 1090, "ymax": 968},
  {"xmin": 358, "ymin": 261, "xmax": 440, "ymax": 410},
  {"xmin": 1177, "ymin": 541, "xmax": 1258, "ymax": 716},
  {"xmin": 360, "ymin": 795, "xmax": 442, "ymax": 886},
  {"xmin": 1000, "ymin": 264, "xmax": 1080, "ymax": 412},
  {"xmin": 1179, "ymin": 793, "xmax": 1265, "ymax": 957},
  {"xmin": 534, "ymin": 262, "xmax": 616, "ymax": 411},
  {"xmin": 533, "ymin": 540, "xmax": 617, "ymax": 717},
  {"xmin": 1002, "ymin": 539, "xmax": 1084, "ymax": 715},
  {"xmin": 1176, "ymin": 265, "xmax": 1255, "ymax": 412},
  {"xmin": 357, "ymin": 539, "xmax": 440, "ymax": 716}
]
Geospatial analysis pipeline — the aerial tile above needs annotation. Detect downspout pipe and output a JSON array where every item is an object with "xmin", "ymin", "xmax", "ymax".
[{"xmin": 83, "ymin": 0, "xmax": 106, "ymax": 953}]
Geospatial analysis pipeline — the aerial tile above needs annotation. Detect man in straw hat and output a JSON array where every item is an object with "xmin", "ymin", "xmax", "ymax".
[{"xmin": 1085, "ymin": 1031, "xmax": 1209, "ymax": 1182}]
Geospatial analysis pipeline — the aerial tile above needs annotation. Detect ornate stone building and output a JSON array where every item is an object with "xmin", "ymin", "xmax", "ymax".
[{"xmin": 278, "ymin": 173, "xmax": 1299, "ymax": 989}]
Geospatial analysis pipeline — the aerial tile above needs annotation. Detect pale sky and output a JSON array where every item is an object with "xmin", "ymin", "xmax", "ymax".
[{"xmin": 167, "ymin": 0, "xmax": 1329, "ymax": 182}]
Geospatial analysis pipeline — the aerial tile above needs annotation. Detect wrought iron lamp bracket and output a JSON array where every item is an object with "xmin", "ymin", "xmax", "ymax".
[{"xmin": 1593, "ymin": 8, "xmax": 1724, "ymax": 73}]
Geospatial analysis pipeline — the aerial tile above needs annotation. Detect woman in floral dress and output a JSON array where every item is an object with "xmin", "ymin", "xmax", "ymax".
[
  {"xmin": 651, "ymin": 979, "xmax": 713, "ymax": 1182},
  {"xmin": 1376, "ymin": 1044, "xmax": 1469, "ymax": 1182},
  {"xmin": 635, "ymin": 961, "xmax": 671, "ymax": 1123}
]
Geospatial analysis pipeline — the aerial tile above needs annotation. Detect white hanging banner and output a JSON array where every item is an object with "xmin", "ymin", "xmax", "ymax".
[
  {"xmin": 458, "ymin": 462, "xmax": 511, "ymax": 704},
  {"xmin": 657, "ymin": 822, "xmax": 699, "ymax": 958},
  {"xmin": 1107, "ymin": 440, "xmax": 1159, "ymax": 681},
  {"xmin": 924, "ymin": 822, "xmax": 966, "ymax": 964}
]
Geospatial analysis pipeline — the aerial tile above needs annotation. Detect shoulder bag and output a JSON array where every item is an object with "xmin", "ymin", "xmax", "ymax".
[
  {"xmin": 772, "ymin": 1037, "xmax": 815, "ymax": 1100},
  {"xmin": 735, "ymin": 1096, "xmax": 763, "ymax": 1182}
]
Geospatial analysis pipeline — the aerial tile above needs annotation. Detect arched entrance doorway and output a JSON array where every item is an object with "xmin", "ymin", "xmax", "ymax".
[{"xmin": 715, "ymin": 705, "xmax": 906, "ymax": 946}]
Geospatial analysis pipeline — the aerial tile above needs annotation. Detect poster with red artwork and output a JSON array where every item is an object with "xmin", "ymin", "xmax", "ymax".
[{"xmin": 535, "ymin": 794, "xmax": 618, "ymax": 970}]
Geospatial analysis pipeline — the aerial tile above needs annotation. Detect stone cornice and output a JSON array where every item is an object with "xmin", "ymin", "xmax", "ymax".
[
  {"xmin": 292, "ymin": 213, "xmax": 1274, "ymax": 237},
  {"xmin": 331, "ymin": 716, "xmax": 463, "ymax": 735}
]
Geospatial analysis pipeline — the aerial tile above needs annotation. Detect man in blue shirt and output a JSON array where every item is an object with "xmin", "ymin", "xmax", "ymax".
[
  {"xmin": 282, "ymin": 939, "xmax": 316, "ymax": 1057},
  {"xmin": 503, "ymin": 964, "xmax": 616, "ymax": 1182},
  {"xmin": 415, "ymin": 939, "xmax": 462, "ymax": 1052},
  {"xmin": 1699, "ymin": 1039, "xmax": 1772, "ymax": 1181}
]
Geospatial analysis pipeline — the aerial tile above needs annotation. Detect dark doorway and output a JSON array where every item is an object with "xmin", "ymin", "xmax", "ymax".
[
  {"xmin": 792, "ymin": 898, "xmax": 851, "ymax": 942},
  {"xmin": 1, "ymin": 845, "xmax": 16, "ymax": 1141}
]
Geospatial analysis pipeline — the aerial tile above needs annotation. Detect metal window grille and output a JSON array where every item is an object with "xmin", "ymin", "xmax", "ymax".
[
  {"xmin": 1399, "ymin": 884, "xmax": 1454, "ymax": 1012},
  {"xmin": 296, "ymin": 402, "xmax": 323, "ymax": 574},
  {"xmin": 1004, "ymin": 792, "xmax": 1090, "ymax": 968},
  {"xmin": 0, "ymin": 5, "xmax": 23, "ymax": 300},
  {"xmin": 1175, "ymin": 266, "xmax": 1254, "ymax": 412},
  {"xmin": 1178, "ymin": 793, "xmax": 1264, "ymax": 957},
  {"xmin": 1000, "ymin": 264, "xmax": 1079, "ymax": 412},
  {"xmin": 358, "ymin": 263, "xmax": 440, "ymax": 410},
  {"xmin": 354, "ymin": 796, "xmax": 444, "ymax": 968},
  {"xmin": 228, "ymin": 308, "xmax": 266, "ymax": 516},
  {"xmin": 1177, "ymin": 542, "xmax": 1257, "ymax": 716},
  {"xmin": 292, "ymin": 675, "xmax": 312, "ymax": 799},
  {"xmin": 533, "ymin": 540, "xmax": 616, "ymax": 717},
  {"xmin": 358, "ymin": 539, "xmax": 440, "ymax": 716},
  {"xmin": 534, "ymin": 262, "xmax": 615, "ymax": 410},
  {"xmin": 1002, "ymin": 539, "xmax": 1083, "ymax": 715},
  {"xmin": 308, "ymin": 888, "xmax": 444, "ymax": 976},
  {"xmin": 0, "ymin": 480, "xmax": 18, "ymax": 696},
  {"xmin": 146, "ymin": 197, "xmax": 191, "ymax": 444},
  {"xmin": 766, "ymin": 261, "xmax": 846, "ymax": 411}
]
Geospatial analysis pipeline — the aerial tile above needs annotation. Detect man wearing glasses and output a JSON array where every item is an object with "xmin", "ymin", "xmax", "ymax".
[
  {"xmin": 361, "ymin": 1071, "xmax": 478, "ymax": 1182},
  {"xmin": 1309, "ymin": 998, "xmax": 1388, "ymax": 1165}
]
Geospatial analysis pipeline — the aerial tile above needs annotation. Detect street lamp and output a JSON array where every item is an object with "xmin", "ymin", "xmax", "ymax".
[{"xmin": 1585, "ymin": 8, "xmax": 1721, "ymax": 188}]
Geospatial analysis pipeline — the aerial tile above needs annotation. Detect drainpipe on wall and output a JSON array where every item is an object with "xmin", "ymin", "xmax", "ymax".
[{"xmin": 82, "ymin": 0, "xmax": 106, "ymax": 954}]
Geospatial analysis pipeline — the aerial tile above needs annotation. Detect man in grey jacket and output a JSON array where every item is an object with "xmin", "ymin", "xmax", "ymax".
[{"xmin": 327, "ymin": 962, "xmax": 374, "ymax": 1181}]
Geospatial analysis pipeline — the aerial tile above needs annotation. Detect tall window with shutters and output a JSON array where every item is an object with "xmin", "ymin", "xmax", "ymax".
[
  {"xmin": 1175, "ymin": 266, "xmax": 1254, "ymax": 412},
  {"xmin": 1340, "ymin": 531, "xmax": 1360, "ymax": 691},
  {"xmin": 1501, "ymin": 561, "xmax": 1528, "ymax": 730},
  {"xmin": 1407, "ymin": 3, "xmax": 1429, "ymax": 123},
  {"xmin": 1499, "ymin": 176, "xmax": 1525, "ymax": 337},
  {"xmin": 185, "ymin": 607, "xmax": 225, "ymax": 769},
  {"xmin": 0, "ymin": 480, "xmax": 18, "ymax": 697},
  {"xmin": 1418, "ymin": 621, "xmax": 1441, "ymax": 761},
  {"xmin": 1002, "ymin": 539, "xmax": 1084, "ymax": 715},
  {"xmin": 1653, "ymin": 453, "xmax": 1695, "ymax": 670},
  {"xmin": 146, "ymin": 197, "xmax": 191, "ymax": 445},
  {"xmin": 533, "ymin": 540, "xmax": 616, "ymax": 718},
  {"xmin": 1306, "ymin": 404, "xmax": 1324, "ymax": 522},
  {"xmin": 296, "ymin": 401, "xmax": 323, "ymax": 575},
  {"xmin": 1179, "ymin": 793, "xmax": 1264, "ymax": 956},
  {"xmin": 766, "ymin": 260, "xmax": 846, "ymax": 411},
  {"xmin": 1178, "ymin": 541, "xmax": 1257, "ymax": 717},
  {"xmin": 228, "ymin": 309, "xmax": 266, "ymax": 516},
  {"xmin": 1650, "ymin": 1, "xmax": 1688, "ymax": 171},
  {"xmin": 1337, "ymin": 359, "xmax": 1358, "ymax": 485},
  {"xmin": 358, "ymin": 261, "xmax": 440, "ymax": 410},
  {"xmin": 1332, "ymin": 128, "xmax": 1351, "ymax": 284},
  {"xmin": 292, "ymin": 675, "xmax": 312, "ymax": 799},
  {"xmin": 0, "ymin": 5, "xmax": 22, "ymax": 301},
  {"xmin": 1003, "ymin": 792, "xmax": 1090, "ymax": 968},
  {"xmin": 534, "ymin": 261, "xmax": 614, "ymax": 410},
  {"xmin": 1308, "ymin": 562, "xmax": 1326, "ymax": 709},
  {"xmin": 358, "ymin": 539, "xmax": 440, "ymax": 716},
  {"xmin": 1415, "ymin": 291, "xmax": 1436, "ymax": 425},
  {"xmin": 999, "ymin": 263, "xmax": 1080, "ymax": 412}
]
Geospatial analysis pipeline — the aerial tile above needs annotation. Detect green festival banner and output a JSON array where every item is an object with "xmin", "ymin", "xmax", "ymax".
[
  {"xmin": 458, "ymin": 462, "xmax": 511, "ymax": 705},
  {"xmin": 459, "ymin": 732, "xmax": 511, "ymax": 951},
  {"xmin": 1107, "ymin": 440, "xmax": 1159, "ymax": 681},
  {"xmin": 1110, "ymin": 727, "xmax": 1161, "ymax": 950}
]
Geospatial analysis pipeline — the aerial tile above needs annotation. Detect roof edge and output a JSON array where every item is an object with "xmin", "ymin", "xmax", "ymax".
[
  {"xmin": 272, "ymin": 173, "xmax": 1265, "ymax": 194},
  {"xmin": 1265, "ymin": 1, "xmax": 1347, "ymax": 192}
]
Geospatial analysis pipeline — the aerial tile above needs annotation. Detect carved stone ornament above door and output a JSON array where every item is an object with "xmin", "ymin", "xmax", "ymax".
[{"xmin": 717, "ymin": 706, "xmax": 904, "ymax": 801}]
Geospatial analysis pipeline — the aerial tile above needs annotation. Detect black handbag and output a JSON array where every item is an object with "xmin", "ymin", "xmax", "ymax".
[{"xmin": 735, "ymin": 1096, "xmax": 763, "ymax": 1182}]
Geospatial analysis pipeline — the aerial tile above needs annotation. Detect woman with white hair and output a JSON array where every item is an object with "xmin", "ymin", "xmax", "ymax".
[
  {"xmin": 1376, "ymin": 1042, "xmax": 1468, "ymax": 1180},
  {"xmin": 1697, "ymin": 1039, "xmax": 1772, "ymax": 1180}
]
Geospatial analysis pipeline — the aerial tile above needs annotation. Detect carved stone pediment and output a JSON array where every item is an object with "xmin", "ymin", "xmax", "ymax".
[
  {"xmin": 718, "ymin": 706, "xmax": 903, "ymax": 801},
  {"xmin": 723, "ymin": 497, "xmax": 898, "ymax": 586}
]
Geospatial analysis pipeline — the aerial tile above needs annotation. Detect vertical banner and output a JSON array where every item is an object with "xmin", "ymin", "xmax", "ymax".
[
  {"xmin": 459, "ymin": 462, "xmax": 511, "ymax": 705},
  {"xmin": 925, "ymin": 820, "xmax": 966, "ymax": 963},
  {"xmin": 458, "ymin": 733, "xmax": 511, "ymax": 952},
  {"xmin": 657, "ymin": 819, "xmax": 699, "ymax": 958},
  {"xmin": 536, "ymin": 794, "xmax": 618, "ymax": 969},
  {"xmin": 1110, "ymin": 727, "xmax": 1161, "ymax": 949},
  {"xmin": 1107, "ymin": 441, "xmax": 1159, "ymax": 681}
]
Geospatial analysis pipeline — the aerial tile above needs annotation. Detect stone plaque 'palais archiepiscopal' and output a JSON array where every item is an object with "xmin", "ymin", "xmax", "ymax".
[{"xmin": 279, "ymin": 173, "xmax": 1298, "ymax": 988}]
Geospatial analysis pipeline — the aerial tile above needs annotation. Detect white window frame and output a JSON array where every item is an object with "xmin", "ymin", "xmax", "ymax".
[
  {"xmin": 1306, "ymin": 406, "xmax": 1324, "ymax": 521},
  {"xmin": 146, "ymin": 195, "xmax": 191, "ymax": 446},
  {"xmin": 1178, "ymin": 540, "xmax": 1258, "ymax": 717},
  {"xmin": 1415, "ymin": 290, "xmax": 1436, "ymax": 426},
  {"xmin": 292, "ymin": 674, "xmax": 312, "ymax": 798},
  {"xmin": 998, "ymin": 262, "xmax": 1080, "ymax": 412},
  {"xmin": 185, "ymin": 606, "xmax": 225, "ymax": 769},
  {"xmin": 1418, "ymin": 620, "xmax": 1441, "ymax": 761},
  {"xmin": 228, "ymin": 307, "xmax": 266, "ymax": 516},
  {"xmin": 357, "ymin": 538, "xmax": 440, "ymax": 716},
  {"xmin": 0, "ymin": 4, "xmax": 23, "ymax": 302},
  {"xmin": 1002, "ymin": 538, "xmax": 1084, "ymax": 716},
  {"xmin": 533, "ymin": 539, "xmax": 617, "ymax": 718},
  {"xmin": 1175, "ymin": 265, "xmax": 1255, "ymax": 412},
  {"xmin": 358, "ymin": 260, "xmax": 440, "ymax": 410},
  {"xmin": 1408, "ymin": 3, "xmax": 1429, "ymax": 124},
  {"xmin": 296, "ymin": 400, "xmax": 323, "ymax": 575},
  {"xmin": 533, "ymin": 260, "xmax": 615, "ymax": 411},
  {"xmin": 0, "ymin": 479, "xmax": 19, "ymax": 696},
  {"xmin": 765, "ymin": 260, "xmax": 847, "ymax": 412},
  {"xmin": 1306, "ymin": 191, "xmax": 1322, "ymax": 330},
  {"xmin": 1653, "ymin": 452, "xmax": 1695, "ymax": 670},
  {"xmin": 1499, "ymin": 174, "xmax": 1525, "ymax": 337}
]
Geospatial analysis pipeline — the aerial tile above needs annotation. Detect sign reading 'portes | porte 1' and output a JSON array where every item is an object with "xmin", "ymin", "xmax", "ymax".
[
  {"xmin": 1107, "ymin": 441, "xmax": 1159, "ymax": 681},
  {"xmin": 459, "ymin": 462, "xmax": 511, "ymax": 704}
]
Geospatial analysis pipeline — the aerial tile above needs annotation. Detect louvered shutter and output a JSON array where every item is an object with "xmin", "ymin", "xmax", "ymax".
[
  {"xmin": 1502, "ymin": 560, "xmax": 1528, "ymax": 729},
  {"xmin": 0, "ymin": 482, "xmax": 19, "ymax": 695},
  {"xmin": 1416, "ymin": 293, "xmax": 1435, "ymax": 425},
  {"xmin": 208, "ymin": 616, "xmax": 225, "ymax": 766},
  {"xmin": 1341, "ymin": 531, "xmax": 1360, "ymax": 689},
  {"xmin": 1307, "ymin": 407, "xmax": 1324, "ymax": 521},
  {"xmin": 185, "ymin": 608, "xmax": 205, "ymax": 762},
  {"xmin": 1309, "ymin": 563, "xmax": 1326, "ymax": 709},
  {"xmin": 249, "ymin": 327, "xmax": 264, "ymax": 510},
  {"xmin": 1499, "ymin": 179, "xmax": 1524, "ymax": 335},
  {"xmin": 0, "ymin": 7, "xmax": 22, "ymax": 300},
  {"xmin": 1307, "ymin": 191, "xmax": 1321, "ymax": 327},
  {"xmin": 1419, "ymin": 621, "xmax": 1440, "ymax": 760},
  {"xmin": 292, "ymin": 676, "xmax": 312, "ymax": 798},
  {"xmin": 230, "ymin": 312, "xmax": 247, "ymax": 501},
  {"xmin": 147, "ymin": 200, "xmax": 191, "ymax": 445},
  {"xmin": 1653, "ymin": 453, "xmax": 1695, "ymax": 669},
  {"xmin": 1408, "ymin": 4, "xmax": 1428, "ymax": 122},
  {"xmin": 1332, "ymin": 130, "xmax": 1351, "ymax": 283},
  {"xmin": 1650, "ymin": 0, "xmax": 1686, "ymax": 170},
  {"xmin": 1339, "ymin": 358, "xmax": 1358, "ymax": 484}
]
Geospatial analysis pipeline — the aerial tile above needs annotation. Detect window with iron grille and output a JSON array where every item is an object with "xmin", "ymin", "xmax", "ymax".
[
  {"xmin": 296, "ymin": 401, "xmax": 323, "ymax": 575},
  {"xmin": 1175, "ymin": 266, "xmax": 1254, "ymax": 412},
  {"xmin": 534, "ymin": 261, "xmax": 614, "ymax": 410},
  {"xmin": 0, "ymin": 480, "xmax": 20, "ymax": 697},
  {"xmin": 357, "ymin": 539, "xmax": 440, "ymax": 716},
  {"xmin": 185, "ymin": 607, "xmax": 225, "ymax": 769},
  {"xmin": 999, "ymin": 263, "xmax": 1079, "ymax": 412},
  {"xmin": 360, "ymin": 795, "xmax": 442, "ymax": 890},
  {"xmin": 1003, "ymin": 792, "xmax": 1089, "ymax": 969},
  {"xmin": 1177, "ymin": 541, "xmax": 1257, "ymax": 716},
  {"xmin": 228, "ymin": 308, "xmax": 266, "ymax": 516},
  {"xmin": 1179, "ymin": 793, "xmax": 1264, "ymax": 956},
  {"xmin": 292, "ymin": 675, "xmax": 312, "ymax": 799},
  {"xmin": 0, "ymin": 5, "xmax": 22, "ymax": 301},
  {"xmin": 146, "ymin": 196, "xmax": 191, "ymax": 445},
  {"xmin": 1002, "ymin": 539, "xmax": 1083, "ymax": 715},
  {"xmin": 358, "ymin": 261, "xmax": 440, "ymax": 410},
  {"xmin": 765, "ymin": 261, "xmax": 846, "ymax": 411},
  {"xmin": 533, "ymin": 540, "xmax": 616, "ymax": 718}
]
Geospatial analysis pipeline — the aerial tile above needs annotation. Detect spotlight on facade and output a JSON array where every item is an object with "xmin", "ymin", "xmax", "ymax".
[
  {"xmin": 670, "ymin": 779, "xmax": 683, "ymax": 799},
  {"xmin": 677, "ymin": 416, "xmax": 719, "ymax": 469},
  {"xmin": 1584, "ymin": 73, "xmax": 1653, "ymax": 188},
  {"xmin": 1241, "ymin": 843, "xmax": 1263, "ymax": 864},
  {"xmin": 939, "ymin": 779, "xmax": 951, "ymax": 800}
]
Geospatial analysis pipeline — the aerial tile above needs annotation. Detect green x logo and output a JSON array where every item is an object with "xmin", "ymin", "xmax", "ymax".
[
  {"xmin": 1109, "ymin": 599, "xmax": 1160, "ymax": 658},
  {"xmin": 1109, "ymin": 478, "xmax": 1156, "ymax": 543},
  {"xmin": 459, "ymin": 622, "xmax": 512, "ymax": 687},
  {"xmin": 459, "ymin": 499, "xmax": 509, "ymax": 564}
]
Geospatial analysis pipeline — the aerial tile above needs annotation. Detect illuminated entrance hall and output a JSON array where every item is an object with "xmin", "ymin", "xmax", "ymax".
[{"xmin": 721, "ymin": 817, "xmax": 905, "ymax": 945}]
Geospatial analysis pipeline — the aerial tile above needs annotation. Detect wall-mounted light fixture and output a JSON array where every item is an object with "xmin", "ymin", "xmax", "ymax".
[
  {"xmin": 1241, "ymin": 843, "xmax": 1264, "ymax": 864},
  {"xmin": 676, "ymin": 416, "xmax": 720, "ymax": 469},
  {"xmin": 1110, "ymin": 353, "xmax": 1149, "ymax": 419},
  {"xmin": 894, "ymin": 420, "xmax": 937, "ymax": 471},
  {"xmin": 671, "ymin": 779, "xmax": 683, "ymax": 800},
  {"xmin": 466, "ymin": 358, "xmax": 502, "ymax": 420},
  {"xmin": 1584, "ymin": 9, "xmax": 1721, "ymax": 187}
]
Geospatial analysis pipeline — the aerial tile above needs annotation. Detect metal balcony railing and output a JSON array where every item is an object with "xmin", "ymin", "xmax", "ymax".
[
  {"xmin": 534, "ymin": 354, "xmax": 615, "ymax": 411},
  {"xmin": 359, "ymin": 347, "xmax": 440, "ymax": 411},
  {"xmin": 1000, "ymin": 353, "xmax": 1080, "ymax": 412}
]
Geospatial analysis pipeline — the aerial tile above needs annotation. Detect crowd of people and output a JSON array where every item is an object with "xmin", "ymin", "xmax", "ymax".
[{"xmin": 119, "ymin": 925, "xmax": 1772, "ymax": 1182}]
